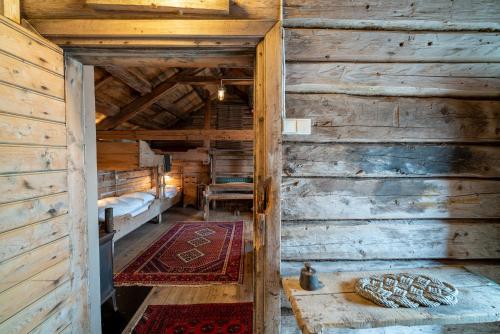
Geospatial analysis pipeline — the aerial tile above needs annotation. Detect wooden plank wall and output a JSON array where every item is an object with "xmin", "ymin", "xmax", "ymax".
[
  {"xmin": 97, "ymin": 168, "xmax": 154, "ymax": 199},
  {"xmin": 0, "ymin": 16, "xmax": 75, "ymax": 334},
  {"xmin": 282, "ymin": 1, "xmax": 500, "ymax": 333}
]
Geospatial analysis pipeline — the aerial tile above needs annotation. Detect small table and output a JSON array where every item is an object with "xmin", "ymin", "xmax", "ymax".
[
  {"xmin": 203, "ymin": 183, "xmax": 253, "ymax": 220},
  {"xmin": 283, "ymin": 266, "xmax": 500, "ymax": 334}
]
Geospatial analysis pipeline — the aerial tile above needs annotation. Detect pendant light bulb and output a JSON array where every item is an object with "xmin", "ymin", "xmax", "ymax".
[{"xmin": 218, "ymin": 80, "xmax": 225, "ymax": 101}]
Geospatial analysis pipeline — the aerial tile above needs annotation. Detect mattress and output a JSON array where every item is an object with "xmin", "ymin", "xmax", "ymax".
[{"xmin": 98, "ymin": 191, "xmax": 156, "ymax": 222}]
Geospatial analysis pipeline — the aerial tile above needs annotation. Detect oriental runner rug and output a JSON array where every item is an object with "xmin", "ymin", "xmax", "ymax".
[
  {"xmin": 132, "ymin": 303, "xmax": 253, "ymax": 334},
  {"xmin": 114, "ymin": 221, "xmax": 244, "ymax": 286}
]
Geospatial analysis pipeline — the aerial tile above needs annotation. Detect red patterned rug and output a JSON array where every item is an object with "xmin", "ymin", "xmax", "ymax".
[
  {"xmin": 132, "ymin": 303, "xmax": 253, "ymax": 334},
  {"xmin": 114, "ymin": 221, "xmax": 245, "ymax": 285}
]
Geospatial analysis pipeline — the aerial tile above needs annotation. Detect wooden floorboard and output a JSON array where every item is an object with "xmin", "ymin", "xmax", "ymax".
[{"xmin": 114, "ymin": 207, "xmax": 253, "ymax": 334}]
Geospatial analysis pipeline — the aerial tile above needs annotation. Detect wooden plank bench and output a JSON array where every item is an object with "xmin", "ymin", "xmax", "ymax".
[
  {"xmin": 203, "ymin": 183, "xmax": 253, "ymax": 220},
  {"xmin": 283, "ymin": 266, "xmax": 500, "ymax": 334}
]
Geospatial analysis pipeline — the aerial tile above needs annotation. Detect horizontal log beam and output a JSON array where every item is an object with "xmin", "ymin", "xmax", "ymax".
[
  {"xmin": 85, "ymin": 0, "xmax": 230, "ymax": 15},
  {"xmin": 164, "ymin": 76, "xmax": 253, "ymax": 86},
  {"xmin": 96, "ymin": 129, "xmax": 254, "ymax": 141},
  {"xmin": 29, "ymin": 19, "xmax": 275, "ymax": 38}
]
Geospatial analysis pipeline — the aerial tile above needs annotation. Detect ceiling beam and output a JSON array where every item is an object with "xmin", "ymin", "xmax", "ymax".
[
  {"xmin": 94, "ymin": 73, "xmax": 114, "ymax": 90},
  {"xmin": 97, "ymin": 129, "xmax": 253, "ymax": 141},
  {"xmin": 85, "ymin": 0, "xmax": 230, "ymax": 15},
  {"xmin": 29, "ymin": 19, "xmax": 275, "ymax": 38},
  {"xmin": 103, "ymin": 66, "xmax": 152, "ymax": 95},
  {"xmin": 67, "ymin": 54, "xmax": 253, "ymax": 68},
  {"xmin": 161, "ymin": 76, "xmax": 253, "ymax": 86},
  {"xmin": 96, "ymin": 68, "xmax": 196, "ymax": 130}
]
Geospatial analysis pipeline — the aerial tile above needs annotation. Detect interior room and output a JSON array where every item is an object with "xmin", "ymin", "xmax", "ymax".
[
  {"xmin": 1, "ymin": 1, "xmax": 499, "ymax": 334},
  {"xmin": 93, "ymin": 62, "xmax": 255, "ymax": 332}
]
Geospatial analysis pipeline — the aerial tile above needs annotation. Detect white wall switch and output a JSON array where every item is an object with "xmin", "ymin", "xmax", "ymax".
[
  {"xmin": 296, "ymin": 118, "xmax": 312, "ymax": 135},
  {"xmin": 283, "ymin": 119, "xmax": 297, "ymax": 134},
  {"xmin": 283, "ymin": 119, "xmax": 311, "ymax": 135}
]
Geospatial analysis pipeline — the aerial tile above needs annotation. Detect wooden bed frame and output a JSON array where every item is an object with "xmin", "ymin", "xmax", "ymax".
[{"xmin": 112, "ymin": 192, "xmax": 181, "ymax": 241}]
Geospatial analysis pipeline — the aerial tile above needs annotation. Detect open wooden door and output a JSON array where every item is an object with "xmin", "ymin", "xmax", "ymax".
[
  {"xmin": 254, "ymin": 23, "xmax": 283, "ymax": 333},
  {"xmin": 0, "ymin": 15, "xmax": 96, "ymax": 333}
]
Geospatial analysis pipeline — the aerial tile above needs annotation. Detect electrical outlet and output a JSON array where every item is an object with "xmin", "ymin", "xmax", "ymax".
[{"xmin": 283, "ymin": 119, "xmax": 311, "ymax": 135}]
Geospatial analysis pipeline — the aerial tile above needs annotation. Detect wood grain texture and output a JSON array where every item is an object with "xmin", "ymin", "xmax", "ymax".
[
  {"xmin": 286, "ymin": 63, "xmax": 500, "ymax": 97},
  {"xmin": 283, "ymin": 144, "xmax": 500, "ymax": 178},
  {"xmin": 281, "ymin": 219, "xmax": 500, "ymax": 261},
  {"xmin": 282, "ymin": 178, "xmax": 500, "ymax": 220},
  {"xmin": 85, "ymin": 0, "xmax": 230, "ymax": 14},
  {"xmin": 0, "ymin": 114, "xmax": 67, "ymax": 146},
  {"xmin": 0, "ymin": 258, "xmax": 70, "ymax": 322},
  {"xmin": 0, "ymin": 193, "xmax": 68, "ymax": 233},
  {"xmin": 285, "ymin": 29, "xmax": 500, "ymax": 63},
  {"xmin": 0, "ymin": 52, "xmax": 64, "ymax": 99},
  {"xmin": 283, "ymin": 0, "xmax": 500, "ymax": 31},
  {"xmin": 282, "ymin": 267, "xmax": 500, "ymax": 333},
  {"xmin": 0, "ymin": 83, "xmax": 65, "ymax": 123},
  {"xmin": 30, "ymin": 19, "xmax": 275, "ymax": 38},
  {"xmin": 64, "ymin": 56, "xmax": 90, "ymax": 333},
  {"xmin": 0, "ymin": 214, "xmax": 69, "ymax": 262},
  {"xmin": 284, "ymin": 94, "xmax": 500, "ymax": 143},
  {"xmin": 22, "ymin": 0, "xmax": 279, "ymax": 19},
  {"xmin": 0, "ymin": 145, "xmax": 67, "ymax": 173},
  {"xmin": 0, "ymin": 280, "xmax": 71, "ymax": 334},
  {"xmin": 0, "ymin": 237, "xmax": 70, "ymax": 293},
  {"xmin": 0, "ymin": 171, "xmax": 67, "ymax": 204},
  {"xmin": 0, "ymin": 16, "xmax": 62, "ymax": 74}
]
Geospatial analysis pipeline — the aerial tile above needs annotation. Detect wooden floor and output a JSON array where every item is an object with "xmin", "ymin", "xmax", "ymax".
[{"xmin": 113, "ymin": 207, "xmax": 254, "ymax": 333}]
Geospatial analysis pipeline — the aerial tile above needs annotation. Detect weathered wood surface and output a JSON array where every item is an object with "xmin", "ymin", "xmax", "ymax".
[
  {"xmin": 0, "ymin": 82, "xmax": 65, "ymax": 122},
  {"xmin": 253, "ymin": 23, "xmax": 282, "ymax": 333},
  {"xmin": 0, "ymin": 193, "xmax": 68, "ymax": 234},
  {"xmin": 0, "ymin": 16, "xmax": 62, "ymax": 73},
  {"xmin": 0, "ymin": 258, "xmax": 70, "ymax": 322},
  {"xmin": 85, "ymin": 0, "xmax": 230, "ymax": 15},
  {"xmin": 0, "ymin": 280, "xmax": 72, "ymax": 334},
  {"xmin": 283, "ymin": 266, "xmax": 500, "ymax": 333},
  {"xmin": 97, "ymin": 129, "xmax": 254, "ymax": 141},
  {"xmin": 0, "ymin": 52, "xmax": 64, "ymax": 99},
  {"xmin": 0, "ymin": 171, "xmax": 67, "ymax": 204},
  {"xmin": 282, "ymin": 178, "xmax": 500, "ymax": 220},
  {"xmin": 283, "ymin": 144, "xmax": 500, "ymax": 178},
  {"xmin": 0, "ymin": 114, "xmax": 67, "ymax": 146},
  {"xmin": 281, "ymin": 220, "xmax": 500, "ymax": 261},
  {"xmin": 0, "ymin": 214, "xmax": 69, "ymax": 262},
  {"xmin": 0, "ymin": 237, "xmax": 70, "ymax": 293},
  {"xmin": 65, "ymin": 56, "xmax": 90, "ymax": 333},
  {"xmin": 22, "ymin": 0, "xmax": 280, "ymax": 19},
  {"xmin": 285, "ymin": 29, "xmax": 500, "ymax": 62},
  {"xmin": 286, "ymin": 63, "xmax": 500, "ymax": 97},
  {"xmin": 283, "ymin": 0, "xmax": 500, "ymax": 31},
  {"xmin": 284, "ymin": 94, "xmax": 500, "ymax": 143},
  {"xmin": 30, "ymin": 19, "xmax": 275, "ymax": 38},
  {"xmin": 281, "ymin": 310, "xmax": 500, "ymax": 334},
  {"xmin": 0, "ymin": 0, "xmax": 20, "ymax": 23}
]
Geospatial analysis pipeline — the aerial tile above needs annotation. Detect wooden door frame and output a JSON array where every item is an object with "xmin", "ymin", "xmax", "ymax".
[
  {"xmin": 60, "ymin": 21, "xmax": 283, "ymax": 334},
  {"xmin": 253, "ymin": 23, "xmax": 283, "ymax": 334}
]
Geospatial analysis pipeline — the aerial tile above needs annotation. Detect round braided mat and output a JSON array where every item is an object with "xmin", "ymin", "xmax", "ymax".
[{"xmin": 355, "ymin": 273, "xmax": 458, "ymax": 308}]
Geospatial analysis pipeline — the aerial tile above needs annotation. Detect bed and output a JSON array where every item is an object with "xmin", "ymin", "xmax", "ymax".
[{"xmin": 98, "ymin": 185, "xmax": 181, "ymax": 241}]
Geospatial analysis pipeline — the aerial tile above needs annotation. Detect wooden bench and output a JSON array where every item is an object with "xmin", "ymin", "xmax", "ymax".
[
  {"xmin": 283, "ymin": 266, "xmax": 500, "ymax": 334},
  {"xmin": 203, "ymin": 183, "xmax": 253, "ymax": 220}
]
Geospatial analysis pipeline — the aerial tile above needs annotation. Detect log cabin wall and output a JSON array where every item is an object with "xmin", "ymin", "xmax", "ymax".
[
  {"xmin": 97, "ymin": 168, "xmax": 154, "ymax": 199},
  {"xmin": 0, "ymin": 17, "xmax": 85, "ymax": 333},
  {"xmin": 282, "ymin": 1, "xmax": 500, "ymax": 332}
]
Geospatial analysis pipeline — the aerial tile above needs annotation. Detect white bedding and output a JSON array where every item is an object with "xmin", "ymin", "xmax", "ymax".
[
  {"xmin": 98, "ymin": 191, "xmax": 155, "ymax": 222},
  {"xmin": 148, "ymin": 186, "xmax": 178, "ymax": 199}
]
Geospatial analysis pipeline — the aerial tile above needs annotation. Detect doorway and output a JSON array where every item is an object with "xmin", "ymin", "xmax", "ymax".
[{"xmin": 67, "ymin": 23, "xmax": 282, "ymax": 333}]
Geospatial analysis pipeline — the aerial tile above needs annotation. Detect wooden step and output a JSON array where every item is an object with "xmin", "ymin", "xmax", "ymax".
[{"xmin": 283, "ymin": 266, "xmax": 500, "ymax": 334}]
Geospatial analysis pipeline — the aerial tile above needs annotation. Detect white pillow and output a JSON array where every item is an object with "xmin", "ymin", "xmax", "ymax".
[
  {"xmin": 97, "ymin": 196, "xmax": 144, "ymax": 221},
  {"xmin": 121, "ymin": 192, "xmax": 155, "ymax": 204}
]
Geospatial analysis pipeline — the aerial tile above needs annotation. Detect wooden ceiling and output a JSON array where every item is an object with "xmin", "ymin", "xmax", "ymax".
[{"xmin": 94, "ymin": 64, "xmax": 253, "ymax": 131}]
